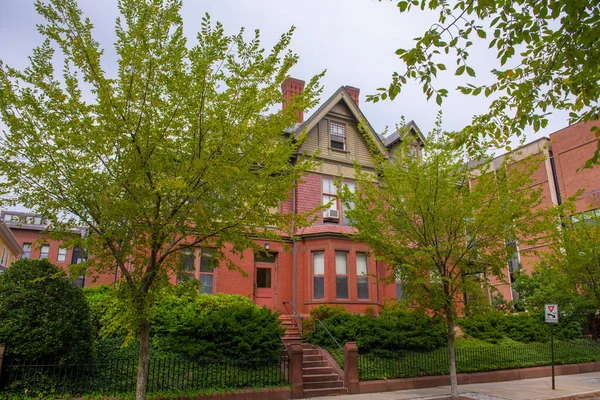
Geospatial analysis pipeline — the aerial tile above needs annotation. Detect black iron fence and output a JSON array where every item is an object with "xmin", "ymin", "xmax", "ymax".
[
  {"xmin": 0, "ymin": 353, "xmax": 289, "ymax": 397},
  {"xmin": 358, "ymin": 340, "xmax": 600, "ymax": 381}
]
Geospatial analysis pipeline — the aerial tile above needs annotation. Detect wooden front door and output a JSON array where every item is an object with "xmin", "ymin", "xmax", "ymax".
[{"xmin": 255, "ymin": 253, "xmax": 276, "ymax": 309}]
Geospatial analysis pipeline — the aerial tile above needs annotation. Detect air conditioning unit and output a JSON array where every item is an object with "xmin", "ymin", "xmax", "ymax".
[{"xmin": 323, "ymin": 209, "xmax": 339, "ymax": 220}]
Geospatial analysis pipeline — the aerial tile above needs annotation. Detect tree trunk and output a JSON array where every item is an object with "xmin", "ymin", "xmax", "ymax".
[
  {"xmin": 446, "ymin": 309, "xmax": 459, "ymax": 400},
  {"xmin": 135, "ymin": 318, "xmax": 151, "ymax": 400}
]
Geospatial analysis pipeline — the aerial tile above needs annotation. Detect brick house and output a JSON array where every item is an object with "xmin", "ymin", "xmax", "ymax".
[{"xmin": 483, "ymin": 121, "xmax": 600, "ymax": 303}]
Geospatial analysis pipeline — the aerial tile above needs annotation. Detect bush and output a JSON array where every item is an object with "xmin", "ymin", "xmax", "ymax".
[
  {"xmin": 304, "ymin": 304, "xmax": 446, "ymax": 354},
  {"xmin": 150, "ymin": 284, "xmax": 283, "ymax": 360},
  {"xmin": 83, "ymin": 285, "xmax": 112, "ymax": 339},
  {"xmin": 0, "ymin": 259, "xmax": 93, "ymax": 362},
  {"xmin": 459, "ymin": 311, "xmax": 582, "ymax": 343}
]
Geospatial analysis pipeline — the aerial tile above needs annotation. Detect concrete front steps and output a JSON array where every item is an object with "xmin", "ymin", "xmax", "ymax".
[
  {"xmin": 301, "ymin": 344, "xmax": 347, "ymax": 397},
  {"xmin": 279, "ymin": 315, "xmax": 302, "ymax": 345}
]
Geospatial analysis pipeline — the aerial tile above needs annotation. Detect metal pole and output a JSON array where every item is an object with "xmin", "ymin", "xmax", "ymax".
[{"xmin": 551, "ymin": 324, "xmax": 555, "ymax": 390}]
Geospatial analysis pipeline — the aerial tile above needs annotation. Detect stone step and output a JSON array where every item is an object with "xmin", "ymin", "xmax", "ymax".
[
  {"xmin": 303, "ymin": 360, "xmax": 328, "ymax": 368},
  {"xmin": 303, "ymin": 354, "xmax": 323, "ymax": 362},
  {"xmin": 303, "ymin": 387, "xmax": 348, "ymax": 398},
  {"xmin": 303, "ymin": 373, "xmax": 341, "ymax": 383},
  {"xmin": 282, "ymin": 338, "xmax": 302, "ymax": 344},
  {"xmin": 304, "ymin": 379, "xmax": 344, "ymax": 390},
  {"xmin": 303, "ymin": 366, "xmax": 333, "ymax": 375},
  {"xmin": 302, "ymin": 343, "xmax": 316, "ymax": 350},
  {"xmin": 302, "ymin": 348, "xmax": 319, "ymax": 356}
]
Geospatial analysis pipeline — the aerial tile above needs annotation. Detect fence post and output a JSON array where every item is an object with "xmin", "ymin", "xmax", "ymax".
[
  {"xmin": 344, "ymin": 342, "xmax": 359, "ymax": 394},
  {"xmin": 0, "ymin": 345, "xmax": 4, "ymax": 381},
  {"xmin": 288, "ymin": 343, "xmax": 304, "ymax": 399}
]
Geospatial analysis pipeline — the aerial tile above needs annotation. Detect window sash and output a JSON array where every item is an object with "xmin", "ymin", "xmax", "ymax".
[
  {"xmin": 336, "ymin": 276, "xmax": 348, "ymax": 299},
  {"xmin": 313, "ymin": 251, "xmax": 325, "ymax": 299},
  {"xmin": 40, "ymin": 245, "xmax": 50, "ymax": 259},
  {"xmin": 357, "ymin": 277, "xmax": 369, "ymax": 299},
  {"xmin": 330, "ymin": 122, "xmax": 346, "ymax": 143},
  {"xmin": 57, "ymin": 248, "xmax": 67, "ymax": 262},
  {"xmin": 313, "ymin": 252, "xmax": 325, "ymax": 275},
  {"xmin": 335, "ymin": 252, "xmax": 347, "ymax": 275},
  {"xmin": 23, "ymin": 243, "xmax": 31, "ymax": 259},
  {"xmin": 356, "ymin": 253, "xmax": 367, "ymax": 275}
]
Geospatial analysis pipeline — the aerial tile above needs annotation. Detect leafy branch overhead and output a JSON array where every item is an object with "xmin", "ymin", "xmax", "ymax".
[{"xmin": 372, "ymin": 0, "xmax": 600, "ymax": 165}]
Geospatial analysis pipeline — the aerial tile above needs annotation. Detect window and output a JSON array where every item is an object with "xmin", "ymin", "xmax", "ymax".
[
  {"xmin": 199, "ymin": 249, "xmax": 215, "ymax": 294},
  {"xmin": 571, "ymin": 208, "xmax": 600, "ymax": 226},
  {"xmin": 335, "ymin": 252, "xmax": 348, "ymax": 299},
  {"xmin": 342, "ymin": 181, "xmax": 355, "ymax": 225},
  {"xmin": 313, "ymin": 251, "xmax": 325, "ymax": 299},
  {"xmin": 57, "ymin": 247, "xmax": 67, "ymax": 263},
  {"xmin": 256, "ymin": 268, "xmax": 272, "ymax": 288},
  {"xmin": 396, "ymin": 282, "xmax": 405, "ymax": 301},
  {"xmin": 177, "ymin": 248, "xmax": 195, "ymax": 283},
  {"xmin": 507, "ymin": 242, "xmax": 520, "ymax": 300},
  {"xmin": 323, "ymin": 177, "xmax": 339, "ymax": 221},
  {"xmin": 330, "ymin": 121, "xmax": 346, "ymax": 150},
  {"xmin": 23, "ymin": 243, "xmax": 31, "ymax": 259},
  {"xmin": 40, "ymin": 244, "xmax": 50, "ymax": 259},
  {"xmin": 0, "ymin": 246, "xmax": 7, "ymax": 267},
  {"xmin": 356, "ymin": 253, "xmax": 369, "ymax": 299}
]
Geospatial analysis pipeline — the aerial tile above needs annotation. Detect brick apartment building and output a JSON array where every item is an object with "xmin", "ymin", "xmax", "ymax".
[{"xmin": 485, "ymin": 121, "xmax": 600, "ymax": 303}]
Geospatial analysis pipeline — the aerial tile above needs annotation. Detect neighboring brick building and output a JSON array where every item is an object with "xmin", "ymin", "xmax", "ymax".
[
  {"xmin": 0, "ymin": 210, "xmax": 116, "ymax": 287},
  {"xmin": 485, "ymin": 121, "xmax": 600, "ymax": 303}
]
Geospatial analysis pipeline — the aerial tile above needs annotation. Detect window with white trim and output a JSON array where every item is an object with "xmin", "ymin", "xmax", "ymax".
[
  {"xmin": 330, "ymin": 121, "xmax": 346, "ymax": 150},
  {"xmin": 199, "ymin": 249, "xmax": 215, "ymax": 295},
  {"xmin": 23, "ymin": 243, "xmax": 31, "ymax": 259},
  {"xmin": 57, "ymin": 247, "xmax": 67, "ymax": 263},
  {"xmin": 40, "ymin": 244, "xmax": 50, "ymax": 259}
]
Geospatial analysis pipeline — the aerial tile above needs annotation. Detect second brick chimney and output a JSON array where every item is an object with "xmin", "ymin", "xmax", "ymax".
[
  {"xmin": 345, "ymin": 86, "xmax": 360, "ymax": 106},
  {"xmin": 282, "ymin": 77, "xmax": 305, "ymax": 123}
]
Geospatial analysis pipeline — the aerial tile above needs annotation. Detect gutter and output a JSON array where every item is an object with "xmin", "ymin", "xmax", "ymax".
[{"xmin": 292, "ymin": 180, "xmax": 297, "ymax": 309}]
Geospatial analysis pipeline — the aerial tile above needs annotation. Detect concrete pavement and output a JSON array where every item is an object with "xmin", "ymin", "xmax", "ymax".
[{"xmin": 307, "ymin": 371, "xmax": 600, "ymax": 400}]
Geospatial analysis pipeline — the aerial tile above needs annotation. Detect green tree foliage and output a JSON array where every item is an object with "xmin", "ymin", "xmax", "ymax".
[
  {"xmin": 0, "ymin": 259, "xmax": 93, "ymax": 362},
  {"xmin": 340, "ymin": 130, "xmax": 550, "ymax": 398},
  {"xmin": 514, "ymin": 208, "xmax": 600, "ymax": 339},
  {"xmin": 305, "ymin": 304, "xmax": 446, "ymax": 354},
  {"xmin": 372, "ymin": 0, "xmax": 600, "ymax": 166},
  {"xmin": 0, "ymin": 1, "xmax": 322, "ymax": 398}
]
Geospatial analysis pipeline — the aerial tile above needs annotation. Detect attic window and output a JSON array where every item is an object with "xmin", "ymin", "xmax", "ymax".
[{"xmin": 330, "ymin": 122, "xmax": 346, "ymax": 150}]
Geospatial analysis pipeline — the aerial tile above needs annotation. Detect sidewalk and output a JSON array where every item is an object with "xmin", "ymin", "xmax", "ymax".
[{"xmin": 308, "ymin": 371, "xmax": 600, "ymax": 400}]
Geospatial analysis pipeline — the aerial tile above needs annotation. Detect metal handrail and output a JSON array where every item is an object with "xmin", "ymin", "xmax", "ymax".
[
  {"xmin": 315, "ymin": 319, "xmax": 344, "ymax": 353},
  {"xmin": 282, "ymin": 301, "xmax": 304, "ymax": 335},
  {"xmin": 278, "ymin": 334, "xmax": 289, "ymax": 352}
]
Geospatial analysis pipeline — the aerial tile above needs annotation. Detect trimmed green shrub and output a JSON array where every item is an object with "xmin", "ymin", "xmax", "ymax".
[
  {"xmin": 150, "ymin": 284, "xmax": 283, "ymax": 360},
  {"xmin": 0, "ymin": 259, "xmax": 93, "ymax": 362},
  {"xmin": 304, "ymin": 304, "xmax": 446, "ymax": 354},
  {"xmin": 459, "ymin": 311, "xmax": 582, "ymax": 343}
]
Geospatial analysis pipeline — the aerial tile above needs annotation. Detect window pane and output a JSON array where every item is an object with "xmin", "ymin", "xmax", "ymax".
[
  {"xmin": 40, "ymin": 245, "xmax": 50, "ymax": 259},
  {"xmin": 396, "ymin": 283, "xmax": 404, "ymax": 301},
  {"xmin": 23, "ymin": 243, "xmax": 31, "ymax": 259},
  {"xmin": 336, "ymin": 276, "xmax": 348, "ymax": 299},
  {"xmin": 330, "ymin": 140, "xmax": 345, "ymax": 150},
  {"xmin": 322, "ymin": 178, "xmax": 337, "ymax": 195},
  {"xmin": 200, "ymin": 274, "xmax": 213, "ymax": 294},
  {"xmin": 314, "ymin": 276, "xmax": 324, "ymax": 299},
  {"xmin": 181, "ymin": 248, "xmax": 195, "ymax": 272},
  {"xmin": 256, "ymin": 268, "xmax": 272, "ymax": 288},
  {"xmin": 357, "ymin": 277, "xmax": 369, "ymax": 299},
  {"xmin": 313, "ymin": 252, "xmax": 324, "ymax": 275},
  {"xmin": 356, "ymin": 253, "xmax": 367, "ymax": 276},
  {"xmin": 57, "ymin": 248, "xmax": 67, "ymax": 262},
  {"xmin": 323, "ymin": 194, "xmax": 338, "ymax": 210},
  {"xmin": 255, "ymin": 252, "xmax": 277, "ymax": 263},
  {"xmin": 200, "ymin": 249, "xmax": 215, "ymax": 272},
  {"xmin": 335, "ymin": 252, "xmax": 347, "ymax": 275}
]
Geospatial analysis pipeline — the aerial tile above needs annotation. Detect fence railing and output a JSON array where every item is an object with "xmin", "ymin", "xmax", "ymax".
[
  {"xmin": 358, "ymin": 340, "xmax": 600, "ymax": 381},
  {"xmin": 0, "ymin": 353, "xmax": 290, "ymax": 397}
]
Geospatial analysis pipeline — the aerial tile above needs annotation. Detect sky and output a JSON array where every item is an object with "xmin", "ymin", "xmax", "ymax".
[{"xmin": 0, "ymin": 0, "xmax": 573, "ymax": 146}]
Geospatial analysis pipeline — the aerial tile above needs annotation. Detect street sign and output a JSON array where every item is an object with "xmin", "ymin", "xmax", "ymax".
[{"xmin": 545, "ymin": 304, "xmax": 558, "ymax": 323}]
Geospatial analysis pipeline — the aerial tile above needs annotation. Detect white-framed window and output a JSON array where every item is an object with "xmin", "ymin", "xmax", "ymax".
[
  {"xmin": 57, "ymin": 247, "xmax": 67, "ymax": 263},
  {"xmin": 323, "ymin": 177, "xmax": 339, "ymax": 221},
  {"xmin": 40, "ymin": 244, "xmax": 50, "ymax": 259},
  {"xmin": 330, "ymin": 121, "xmax": 346, "ymax": 150},
  {"xmin": 23, "ymin": 243, "xmax": 32, "ymax": 259},
  {"xmin": 356, "ymin": 253, "xmax": 369, "ymax": 299},
  {"xmin": 335, "ymin": 251, "xmax": 348, "ymax": 299},
  {"xmin": 199, "ymin": 249, "xmax": 215, "ymax": 294},
  {"xmin": 313, "ymin": 251, "xmax": 325, "ymax": 299}
]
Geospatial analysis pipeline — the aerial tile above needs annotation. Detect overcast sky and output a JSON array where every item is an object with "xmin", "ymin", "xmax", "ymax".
[{"xmin": 0, "ymin": 0, "xmax": 572, "ymax": 145}]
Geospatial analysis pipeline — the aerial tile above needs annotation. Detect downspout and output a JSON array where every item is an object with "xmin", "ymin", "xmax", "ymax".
[{"xmin": 292, "ymin": 180, "xmax": 297, "ymax": 309}]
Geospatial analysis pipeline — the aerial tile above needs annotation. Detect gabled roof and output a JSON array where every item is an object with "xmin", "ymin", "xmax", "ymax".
[
  {"xmin": 290, "ymin": 86, "xmax": 389, "ymax": 156},
  {"xmin": 382, "ymin": 120, "xmax": 426, "ymax": 148}
]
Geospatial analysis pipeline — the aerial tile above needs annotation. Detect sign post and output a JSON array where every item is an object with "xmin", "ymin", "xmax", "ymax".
[{"xmin": 545, "ymin": 304, "xmax": 558, "ymax": 390}]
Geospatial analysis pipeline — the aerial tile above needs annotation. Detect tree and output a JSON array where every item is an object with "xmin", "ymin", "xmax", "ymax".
[
  {"xmin": 0, "ymin": 0, "xmax": 322, "ymax": 398},
  {"xmin": 371, "ymin": 0, "xmax": 600, "ymax": 166},
  {"xmin": 515, "ymin": 207, "xmax": 600, "ymax": 339},
  {"xmin": 340, "ymin": 128, "xmax": 549, "ymax": 399},
  {"xmin": 0, "ymin": 258, "xmax": 93, "ymax": 362}
]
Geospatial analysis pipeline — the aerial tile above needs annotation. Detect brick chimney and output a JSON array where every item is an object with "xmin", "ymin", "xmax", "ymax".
[
  {"xmin": 345, "ymin": 86, "xmax": 360, "ymax": 106},
  {"xmin": 282, "ymin": 77, "xmax": 305, "ymax": 123}
]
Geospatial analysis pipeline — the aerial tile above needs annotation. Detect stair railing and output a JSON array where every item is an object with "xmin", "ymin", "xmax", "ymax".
[
  {"xmin": 315, "ymin": 319, "xmax": 344, "ymax": 353},
  {"xmin": 282, "ymin": 301, "xmax": 304, "ymax": 336}
]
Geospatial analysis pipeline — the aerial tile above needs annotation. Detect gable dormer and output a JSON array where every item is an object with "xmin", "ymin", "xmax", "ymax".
[{"xmin": 283, "ymin": 79, "xmax": 388, "ymax": 177}]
